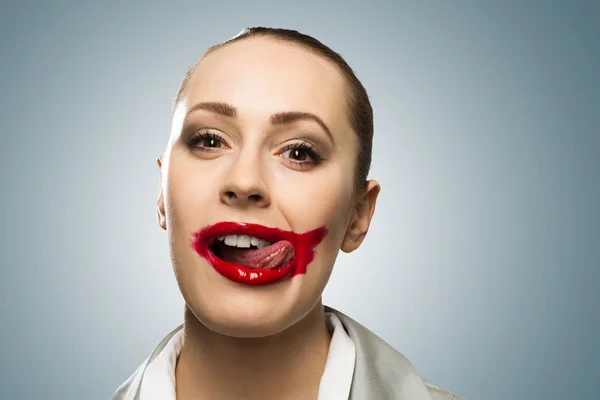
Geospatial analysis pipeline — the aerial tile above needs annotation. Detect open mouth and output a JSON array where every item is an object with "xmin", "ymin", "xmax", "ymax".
[
  {"xmin": 210, "ymin": 234, "xmax": 295, "ymax": 270},
  {"xmin": 192, "ymin": 222, "xmax": 327, "ymax": 286}
]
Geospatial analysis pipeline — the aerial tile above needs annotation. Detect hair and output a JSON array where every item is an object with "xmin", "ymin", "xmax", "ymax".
[{"xmin": 173, "ymin": 27, "xmax": 373, "ymax": 190}]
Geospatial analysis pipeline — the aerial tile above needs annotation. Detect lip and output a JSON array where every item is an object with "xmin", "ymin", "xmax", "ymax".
[{"xmin": 192, "ymin": 221, "xmax": 327, "ymax": 286}]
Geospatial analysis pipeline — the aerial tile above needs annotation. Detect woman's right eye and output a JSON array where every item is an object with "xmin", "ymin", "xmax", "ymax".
[
  {"xmin": 188, "ymin": 131, "xmax": 228, "ymax": 151},
  {"xmin": 200, "ymin": 136, "xmax": 224, "ymax": 148}
]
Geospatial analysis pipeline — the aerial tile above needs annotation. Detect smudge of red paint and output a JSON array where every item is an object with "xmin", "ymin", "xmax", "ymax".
[{"xmin": 192, "ymin": 222, "xmax": 327, "ymax": 286}]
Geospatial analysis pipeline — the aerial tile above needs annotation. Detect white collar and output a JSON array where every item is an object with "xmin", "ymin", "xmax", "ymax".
[{"xmin": 139, "ymin": 312, "xmax": 356, "ymax": 400}]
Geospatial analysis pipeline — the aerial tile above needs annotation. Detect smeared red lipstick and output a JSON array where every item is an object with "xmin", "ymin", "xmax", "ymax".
[{"xmin": 192, "ymin": 222, "xmax": 327, "ymax": 286}]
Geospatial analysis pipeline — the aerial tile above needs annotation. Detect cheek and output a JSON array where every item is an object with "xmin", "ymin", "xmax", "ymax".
[
  {"xmin": 276, "ymin": 169, "xmax": 353, "ymax": 246},
  {"xmin": 164, "ymin": 156, "xmax": 219, "ymax": 227}
]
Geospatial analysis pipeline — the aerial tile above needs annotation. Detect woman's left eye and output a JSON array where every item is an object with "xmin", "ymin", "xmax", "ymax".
[
  {"xmin": 282, "ymin": 148, "xmax": 312, "ymax": 161},
  {"xmin": 279, "ymin": 142, "xmax": 324, "ymax": 167}
]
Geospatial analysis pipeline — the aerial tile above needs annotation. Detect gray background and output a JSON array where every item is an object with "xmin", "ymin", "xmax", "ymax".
[{"xmin": 1, "ymin": 1, "xmax": 598, "ymax": 399}]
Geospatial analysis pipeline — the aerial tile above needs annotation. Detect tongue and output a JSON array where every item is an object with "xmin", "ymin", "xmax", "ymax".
[{"xmin": 221, "ymin": 241, "xmax": 295, "ymax": 270}]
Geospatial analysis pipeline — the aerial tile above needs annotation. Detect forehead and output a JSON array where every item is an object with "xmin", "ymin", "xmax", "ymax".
[{"xmin": 182, "ymin": 37, "xmax": 350, "ymax": 130}]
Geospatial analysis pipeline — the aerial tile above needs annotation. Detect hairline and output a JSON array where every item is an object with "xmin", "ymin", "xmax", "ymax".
[
  {"xmin": 172, "ymin": 35, "xmax": 356, "ymax": 122},
  {"xmin": 172, "ymin": 31, "xmax": 370, "ymax": 191}
]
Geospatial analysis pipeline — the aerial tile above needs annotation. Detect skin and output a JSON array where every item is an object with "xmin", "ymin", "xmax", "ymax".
[{"xmin": 156, "ymin": 36, "xmax": 380, "ymax": 400}]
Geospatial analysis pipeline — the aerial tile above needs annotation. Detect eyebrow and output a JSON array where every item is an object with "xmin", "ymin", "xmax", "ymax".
[
  {"xmin": 187, "ymin": 102, "xmax": 237, "ymax": 118},
  {"xmin": 186, "ymin": 102, "xmax": 334, "ymax": 143}
]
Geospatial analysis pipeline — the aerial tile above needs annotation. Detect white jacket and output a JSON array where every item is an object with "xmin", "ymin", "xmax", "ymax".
[{"xmin": 110, "ymin": 306, "xmax": 464, "ymax": 400}]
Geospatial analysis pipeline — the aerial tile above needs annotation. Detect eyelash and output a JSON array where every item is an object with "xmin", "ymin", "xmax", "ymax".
[
  {"xmin": 187, "ymin": 130, "xmax": 325, "ymax": 167},
  {"xmin": 187, "ymin": 130, "xmax": 227, "ymax": 151},
  {"xmin": 279, "ymin": 141, "xmax": 324, "ymax": 167}
]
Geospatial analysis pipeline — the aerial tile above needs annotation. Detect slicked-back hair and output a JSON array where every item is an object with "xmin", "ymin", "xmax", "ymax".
[{"xmin": 173, "ymin": 27, "xmax": 373, "ymax": 190}]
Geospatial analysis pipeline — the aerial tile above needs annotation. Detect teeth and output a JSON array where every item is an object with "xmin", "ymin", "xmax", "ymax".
[
  {"xmin": 237, "ymin": 235, "xmax": 251, "ymax": 248},
  {"xmin": 259, "ymin": 240, "xmax": 273, "ymax": 248},
  {"xmin": 224, "ymin": 235, "xmax": 238, "ymax": 246},
  {"xmin": 220, "ymin": 235, "xmax": 272, "ymax": 249}
]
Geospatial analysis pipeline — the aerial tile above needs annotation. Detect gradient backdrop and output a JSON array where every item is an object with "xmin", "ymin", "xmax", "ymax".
[{"xmin": 1, "ymin": 1, "xmax": 598, "ymax": 399}]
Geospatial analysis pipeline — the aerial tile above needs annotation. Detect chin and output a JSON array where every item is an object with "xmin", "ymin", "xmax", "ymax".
[
  {"xmin": 179, "ymin": 271, "xmax": 324, "ymax": 339},
  {"xmin": 171, "ymin": 229, "xmax": 331, "ymax": 338},
  {"xmin": 185, "ymin": 294, "xmax": 304, "ymax": 338}
]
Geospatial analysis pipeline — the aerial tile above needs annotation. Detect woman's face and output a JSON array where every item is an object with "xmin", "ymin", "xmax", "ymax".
[{"xmin": 158, "ymin": 37, "xmax": 378, "ymax": 337}]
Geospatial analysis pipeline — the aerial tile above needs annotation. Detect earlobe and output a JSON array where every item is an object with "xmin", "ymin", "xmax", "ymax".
[
  {"xmin": 341, "ymin": 180, "xmax": 380, "ymax": 253},
  {"xmin": 156, "ymin": 156, "xmax": 167, "ymax": 231}
]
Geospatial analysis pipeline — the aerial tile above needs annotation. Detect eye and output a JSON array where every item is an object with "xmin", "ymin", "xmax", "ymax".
[
  {"xmin": 187, "ymin": 130, "xmax": 229, "ymax": 151},
  {"xmin": 279, "ymin": 141, "xmax": 324, "ymax": 168},
  {"xmin": 285, "ymin": 148, "xmax": 310, "ymax": 161},
  {"xmin": 201, "ymin": 136, "xmax": 222, "ymax": 148}
]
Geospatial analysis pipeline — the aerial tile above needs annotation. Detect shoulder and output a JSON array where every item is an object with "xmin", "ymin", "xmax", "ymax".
[
  {"xmin": 110, "ymin": 357, "xmax": 150, "ymax": 400},
  {"xmin": 422, "ymin": 379, "xmax": 466, "ymax": 400},
  {"xmin": 325, "ymin": 306, "xmax": 464, "ymax": 400},
  {"xmin": 109, "ymin": 325, "xmax": 184, "ymax": 400}
]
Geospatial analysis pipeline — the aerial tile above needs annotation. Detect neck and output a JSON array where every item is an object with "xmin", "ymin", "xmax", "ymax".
[{"xmin": 175, "ymin": 301, "xmax": 331, "ymax": 400}]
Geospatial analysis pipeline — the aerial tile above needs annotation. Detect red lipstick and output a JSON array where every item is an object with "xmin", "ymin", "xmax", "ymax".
[{"xmin": 192, "ymin": 222, "xmax": 327, "ymax": 286}]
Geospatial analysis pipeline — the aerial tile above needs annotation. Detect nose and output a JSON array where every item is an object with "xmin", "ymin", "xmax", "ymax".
[{"xmin": 219, "ymin": 152, "xmax": 270, "ymax": 209}]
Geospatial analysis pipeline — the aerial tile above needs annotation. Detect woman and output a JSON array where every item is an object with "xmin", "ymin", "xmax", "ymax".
[{"xmin": 111, "ymin": 27, "xmax": 463, "ymax": 400}]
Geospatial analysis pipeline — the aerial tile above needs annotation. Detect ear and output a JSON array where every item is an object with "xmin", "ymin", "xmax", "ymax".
[
  {"xmin": 341, "ymin": 180, "xmax": 380, "ymax": 253},
  {"xmin": 156, "ymin": 156, "xmax": 167, "ymax": 230}
]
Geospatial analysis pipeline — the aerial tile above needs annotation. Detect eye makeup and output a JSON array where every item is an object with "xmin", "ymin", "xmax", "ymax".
[
  {"xmin": 185, "ymin": 128, "xmax": 328, "ymax": 169},
  {"xmin": 186, "ymin": 130, "xmax": 230, "ymax": 150}
]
